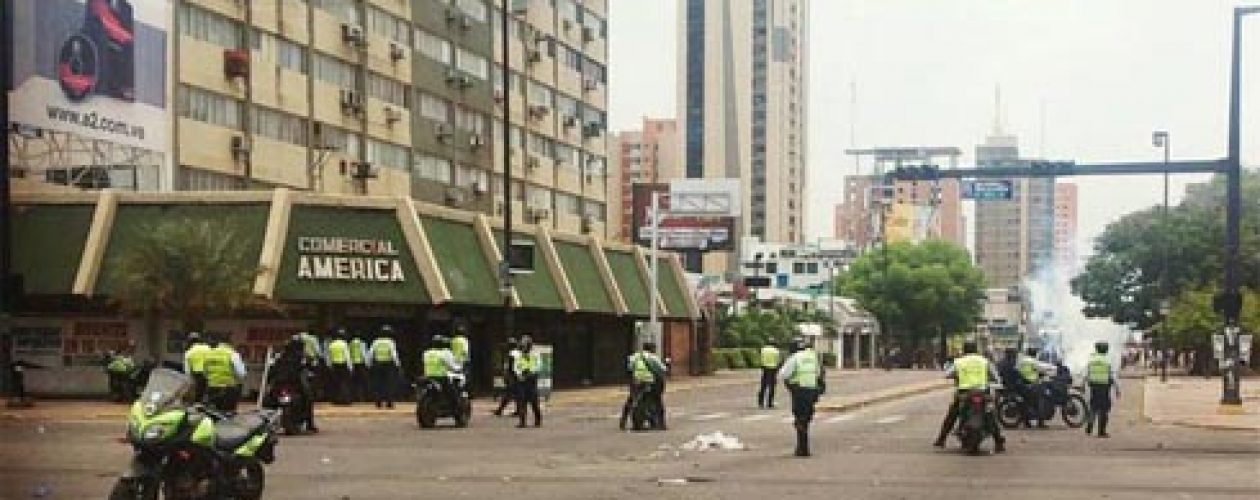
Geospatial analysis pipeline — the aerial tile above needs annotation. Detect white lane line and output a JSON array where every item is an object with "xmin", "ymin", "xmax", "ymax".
[
  {"xmin": 606, "ymin": 413, "xmax": 622, "ymax": 419},
  {"xmin": 672, "ymin": 410, "xmax": 688, "ymax": 417},
  {"xmin": 780, "ymin": 416, "xmax": 796, "ymax": 424},
  {"xmin": 875, "ymin": 415, "xmax": 906, "ymax": 425},
  {"xmin": 741, "ymin": 414, "xmax": 774, "ymax": 422},
  {"xmin": 691, "ymin": 412, "xmax": 730, "ymax": 421},
  {"xmin": 825, "ymin": 414, "xmax": 857, "ymax": 424}
]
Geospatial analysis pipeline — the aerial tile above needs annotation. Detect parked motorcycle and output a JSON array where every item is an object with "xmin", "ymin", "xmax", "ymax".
[
  {"xmin": 627, "ymin": 382, "xmax": 665, "ymax": 431},
  {"xmin": 109, "ymin": 368, "xmax": 279, "ymax": 500},
  {"xmin": 954, "ymin": 389, "xmax": 993, "ymax": 455},
  {"xmin": 997, "ymin": 379, "xmax": 1087, "ymax": 429},
  {"xmin": 264, "ymin": 380, "xmax": 312, "ymax": 436},
  {"xmin": 415, "ymin": 373, "xmax": 471, "ymax": 429}
]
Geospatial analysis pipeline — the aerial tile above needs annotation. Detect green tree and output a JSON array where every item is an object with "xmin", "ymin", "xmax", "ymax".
[
  {"xmin": 718, "ymin": 307, "xmax": 796, "ymax": 348},
  {"xmin": 110, "ymin": 218, "xmax": 262, "ymax": 362},
  {"xmin": 836, "ymin": 240, "xmax": 986, "ymax": 356},
  {"xmin": 1163, "ymin": 287, "xmax": 1260, "ymax": 373}
]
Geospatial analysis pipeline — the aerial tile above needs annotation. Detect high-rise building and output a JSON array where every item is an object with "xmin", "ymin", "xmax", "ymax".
[
  {"xmin": 1053, "ymin": 182, "xmax": 1079, "ymax": 275},
  {"xmin": 678, "ymin": 0, "xmax": 810, "ymax": 274},
  {"xmin": 974, "ymin": 132, "xmax": 1056, "ymax": 287},
  {"xmin": 610, "ymin": 118, "xmax": 679, "ymax": 242},
  {"xmin": 833, "ymin": 176, "xmax": 965, "ymax": 249},
  {"xmin": 11, "ymin": 0, "xmax": 613, "ymax": 237}
]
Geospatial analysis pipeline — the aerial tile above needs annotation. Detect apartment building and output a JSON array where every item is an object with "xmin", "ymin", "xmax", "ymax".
[
  {"xmin": 610, "ymin": 118, "xmax": 679, "ymax": 242},
  {"xmin": 974, "ymin": 132, "xmax": 1056, "ymax": 288},
  {"xmin": 1053, "ymin": 182, "xmax": 1079, "ymax": 276},
  {"xmin": 13, "ymin": 0, "xmax": 611, "ymax": 237},
  {"xmin": 833, "ymin": 175, "xmax": 965, "ymax": 250}
]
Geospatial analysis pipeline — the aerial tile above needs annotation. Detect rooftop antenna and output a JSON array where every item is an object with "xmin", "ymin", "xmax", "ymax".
[
  {"xmin": 992, "ymin": 85, "xmax": 1005, "ymax": 136},
  {"xmin": 850, "ymin": 79, "xmax": 859, "ymax": 171}
]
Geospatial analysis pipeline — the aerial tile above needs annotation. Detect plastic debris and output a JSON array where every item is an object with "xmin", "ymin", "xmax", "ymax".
[
  {"xmin": 33, "ymin": 483, "xmax": 51, "ymax": 497},
  {"xmin": 681, "ymin": 431, "xmax": 746, "ymax": 451},
  {"xmin": 320, "ymin": 457, "xmax": 333, "ymax": 465},
  {"xmin": 657, "ymin": 478, "xmax": 689, "ymax": 486},
  {"xmin": 36, "ymin": 425, "xmax": 46, "ymax": 434}
]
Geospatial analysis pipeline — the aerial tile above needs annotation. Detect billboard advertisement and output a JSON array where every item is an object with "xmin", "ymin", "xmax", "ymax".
[
  {"xmin": 631, "ymin": 184, "xmax": 736, "ymax": 252},
  {"xmin": 8, "ymin": 0, "xmax": 169, "ymax": 153},
  {"xmin": 884, "ymin": 202, "xmax": 935, "ymax": 243}
]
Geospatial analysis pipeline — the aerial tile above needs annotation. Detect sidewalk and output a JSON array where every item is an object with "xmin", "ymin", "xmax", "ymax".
[{"xmin": 1143, "ymin": 377, "xmax": 1260, "ymax": 431}]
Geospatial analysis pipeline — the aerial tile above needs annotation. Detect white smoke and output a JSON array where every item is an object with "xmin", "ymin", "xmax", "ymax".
[{"xmin": 1023, "ymin": 265, "xmax": 1131, "ymax": 374}]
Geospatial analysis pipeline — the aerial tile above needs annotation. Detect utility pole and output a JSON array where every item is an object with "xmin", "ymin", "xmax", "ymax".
[
  {"xmin": 0, "ymin": 0, "xmax": 14, "ymax": 396},
  {"xmin": 499, "ymin": 0, "xmax": 515, "ymax": 346}
]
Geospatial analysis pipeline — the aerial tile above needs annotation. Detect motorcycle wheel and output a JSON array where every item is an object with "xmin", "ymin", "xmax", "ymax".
[
  {"xmin": 108, "ymin": 478, "xmax": 157, "ymax": 500},
  {"xmin": 1061, "ymin": 394, "xmax": 1088, "ymax": 428},
  {"xmin": 161, "ymin": 464, "xmax": 213, "ymax": 500},
  {"xmin": 233, "ymin": 460, "xmax": 266, "ymax": 500},
  {"xmin": 996, "ymin": 399, "xmax": 1023, "ymax": 429},
  {"xmin": 960, "ymin": 430, "xmax": 982, "ymax": 455},
  {"xmin": 280, "ymin": 408, "xmax": 300, "ymax": 436},
  {"xmin": 630, "ymin": 393, "xmax": 649, "ymax": 431},
  {"xmin": 454, "ymin": 398, "xmax": 471, "ymax": 428},
  {"xmin": 416, "ymin": 397, "xmax": 437, "ymax": 429},
  {"xmin": 1037, "ymin": 397, "xmax": 1056, "ymax": 422}
]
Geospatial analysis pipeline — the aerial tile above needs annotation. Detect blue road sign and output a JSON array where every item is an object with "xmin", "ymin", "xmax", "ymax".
[{"xmin": 962, "ymin": 180, "xmax": 1013, "ymax": 200}]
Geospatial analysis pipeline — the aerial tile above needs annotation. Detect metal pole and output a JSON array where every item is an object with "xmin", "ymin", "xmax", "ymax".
[
  {"xmin": 1161, "ymin": 136, "xmax": 1170, "ymax": 383},
  {"xmin": 0, "ymin": 0, "xmax": 14, "ymax": 396},
  {"xmin": 500, "ymin": 0, "xmax": 515, "ymax": 345},
  {"xmin": 1220, "ymin": 7, "xmax": 1256, "ymax": 406},
  {"xmin": 648, "ymin": 191, "xmax": 661, "ymax": 346}
]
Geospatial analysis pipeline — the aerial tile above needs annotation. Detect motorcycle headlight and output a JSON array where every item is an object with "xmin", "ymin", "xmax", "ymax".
[
  {"xmin": 141, "ymin": 424, "xmax": 167, "ymax": 442},
  {"xmin": 278, "ymin": 394, "xmax": 292, "ymax": 404}
]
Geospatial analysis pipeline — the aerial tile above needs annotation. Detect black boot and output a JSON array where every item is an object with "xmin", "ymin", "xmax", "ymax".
[
  {"xmin": 794, "ymin": 423, "xmax": 811, "ymax": 457},
  {"xmin": 1097, "ymin": 414, "xmax": 1109, "ymax": 438},
  {"xmin": 994, "ymin": 436, "xmax": 1006, "ymax": 453}
]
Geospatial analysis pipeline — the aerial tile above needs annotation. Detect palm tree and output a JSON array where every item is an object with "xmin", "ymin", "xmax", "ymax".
[{"xmin": 109, "ymin": 218, "xmax": 262, "ymax": 362}]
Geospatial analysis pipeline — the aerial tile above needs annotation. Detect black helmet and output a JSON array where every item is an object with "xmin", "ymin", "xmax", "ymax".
[
  {"xmin": 379, "ymin": 324, "xmax": 394, "ymax": 335},
  {"xmin": 642, "ymin": 342, "xmax": 657, "ymax": 353},
  {"xmin": 1025, "ymin": 347, "xmax": 1039, "ymax": 356},
  {"xmin": 963, "ymin": 341, "xmax": 979, "ymax": 354},
  {"xmin": 431, "ymin": 335, "xmax": 450, "ymax": 349},
  {"xmin": 334, "ymin": 327, "xmax": 348, "ymax": 339},
  {"xmin": 1094, "ymin": 341, "xmax": 1110, "ymax": 354},
  {"xmin": 187, "ymin": 331, "xmax": 202, "ymax": 343},
  {"xmin": 791, "ymin": 337, "xmax": 808, "ymax": 352},
  {"xmin": 453, "ymin": 324, "xmax": 468, "ymax": 336},
  {"xmin": 506, "ymin": 337, "xmax": 519, "ymax": 347}
]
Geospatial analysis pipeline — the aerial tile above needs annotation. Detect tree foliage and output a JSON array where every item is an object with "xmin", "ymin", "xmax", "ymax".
[
  {"xmin": 836, "ymin": 240, "xmax": 986, "ymax": 349},
  {"xmin": 1164, "ymin": 287, "xmax": 1260, "ymax": 350},
  {"xmin": 1071, "ymin": 171, "xmax": 1260, "ymax": 330}
]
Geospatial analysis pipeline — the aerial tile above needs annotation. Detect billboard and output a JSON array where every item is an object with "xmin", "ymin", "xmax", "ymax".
[
  {"xmin": 884, "ymin": 202, "xmax": 935, "ymax": 243},
  {"xmin": 8, "ymin": 0, "xmax": 169, "ymax": 153},
  {"xmin": 961, "ymin": 180, "xmax": 1014, "ymax": 200},
  {"xmin": 631, "ymin": 184, "xmax": 736, "ymax": 252}
]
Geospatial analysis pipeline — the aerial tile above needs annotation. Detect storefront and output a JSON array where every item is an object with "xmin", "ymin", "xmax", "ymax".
[{"xmin": 8, "ymin": 190, "xmax": 702, "ymax": 396}]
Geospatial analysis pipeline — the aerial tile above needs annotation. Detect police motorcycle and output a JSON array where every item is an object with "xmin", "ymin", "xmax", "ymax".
[
  {"xmin": 264, "ymin": 378, "xmax": 311, "ymax": 436},
  {"xmin": 626, "ymin": 357, "xmax": 670, "ymax": 431},
  {"xmin": 109, "ymin": 368, "xmax": 279, "ymax": 500},
  {"xmin": 954, "ymin": 388, "xmax": 995, "ymax": 455},
  {"xmin": 996, "ymin": 375, "xmax": 1086, "ymax": 429},
  {"xmin": 414, "ymin": 371, "xmax": 472, "ymax": 428}
]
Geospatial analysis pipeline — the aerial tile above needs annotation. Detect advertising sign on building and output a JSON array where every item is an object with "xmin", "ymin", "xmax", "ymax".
[
  {"xmin": 8, "ymin": 0, "xmax": 169, "ymax": 153},
  {"xmin": 631, "ymin": 184, "xmax": 736, "ymax": 252},
  {"xmin": 962, "ymin": 180, "xmax": 1014, "ymax": 200}
]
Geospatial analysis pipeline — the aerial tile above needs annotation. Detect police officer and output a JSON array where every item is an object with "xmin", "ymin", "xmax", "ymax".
[
  {"xmin": 514, "ymin": 335, "xmax": 543, "ymax": 428},
  {"xmin": 779, "ymin": 338, "xmax": 825, "ymax": 457},
  {"xmin": 421, "ymin": 336, "xmax": 462, "ymax": 410},
  {"xmin": 493, "ymin": 338, "xmax": 521, "ymax": 417},
  {"xmin": 183, "ymin": 332, "xmax": 211, "ymax": 403},
  {"xmin": 451, "ymin": 325, "xmax": 471, "ymax": 373},
  {"xmin": 1017, "ymin": 347, "xmax": 1050, "ymax": 428},
  {"xmin": 1085, "ymin": 341, "xmax": 1121, "ymax": 438},
  {"xmin": 349, "ymin": 333, "xmax": 369, "ymax": 402},
  {"xmin": 934, "ymin": 341, "xmax": 1006, "ymax": 452},
  {"xmin": 326, "ymin": 330, "xmax": 353, "ymax": 405},
  {"xmin": 367, "ymin": 326, "xmax": 402, "ymax": 409},
  {"xmin": 297, "ymin": 330, "xmax": 323, "ymax": 365},
  {"xmin": 104, "ymin": 346, "xmax": 137, "ymax": 402},
  {"xmin": 270, "ymin": 336, "xmax": 318, "ymax": 433},
  {"xmin": 621, "ymin": 341, "xmax": 668, "ymax": 430},
  {"xmin": 203, "ymin": 334, "xmax": 247, "ymax": 413},
  {"xmin": 757, "ymin": 341, "xmax": 782, "ymax": 408}
]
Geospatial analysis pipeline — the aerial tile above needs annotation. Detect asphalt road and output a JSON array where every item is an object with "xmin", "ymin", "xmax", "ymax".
[{"xmin": 2, "ymin": 370, "xmax": 1257, "ymax": 499}]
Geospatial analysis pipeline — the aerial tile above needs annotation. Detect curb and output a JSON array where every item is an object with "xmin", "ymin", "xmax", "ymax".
[
  {"xmin": 1140, "ymin": 377, "xmax": 1259, "ymax": 432},
  {"xmin": 815, "ymin": 380, "xmax": 951, "ymax": 413}
]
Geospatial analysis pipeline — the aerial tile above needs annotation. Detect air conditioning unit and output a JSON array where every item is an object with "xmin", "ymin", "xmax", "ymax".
[
  {"xmin": 389, "ymin": 42, "xmax": 406, "ymax": 62},
  {"xmin": 339, "ymin": 89, "xmax": 364, "ymax": 114},
  {"xmin": 469, "ymin": 134, "xmax": 484, "ymax": 149},
  {"xmin": 223, "ymin": 48, "xmax": 250, "ymax": 79},
  {"xmin": 581, "ymin": 214, "xmax": 596, "ymax": 234},
  {"xmin": 561, "ymin": 19, "xmax": 573, "ymax": 32},
  {"xmin": 525, "ymin": 155, "xmax": 540, "ymax": 171},
  {"xmin": 530, "ymin": 208, "xmax": 551, "ymax": 222},
  {"xmin": 445, "ymin": 8, "xmax": 460, "ymax": 24},
  {"xmin": 562, "ymin": 115, "xmax": 578, "ymax": 128},
  {"xmin": 526, "ymin": 50, "xmax": 542, "ymax": 64},
  {"xmin": 459, "ymin": 15, "xmax": 473, "ymax": 30},
  {"xmin": 528, "ymin": 104, "xmax": 549, "ymax": 118},
  {"xmin": 230, "ymin": 135, "xmax": 251, "ymax": 160},
  {"xmin": 435, "ymin": 123, "xmax": 453, "ymax": 141},
  {"xmin": 341, "ymin": 24, "xmax": 367, "ymax": 47},
  {"xmin": 457, "ymin": 75, "xmax": 473, "ymax": 89},
  {"xmin": 582, "ymin": 26, "xmax": 595, "ymax": 43},
  {"xmin": 584, "ymin": 172, "xmax": 594, "ymax": 184},
  {"xmin": 583, "ymin": 122, "xmax": 602, "ymax": 138},
  {"xmin": 471, "ymin": 180, "xmax": 488, "ymax": 195},
  {"xmin": 384, "ymin": 105, "xmax": 402, "ymax": 125},
  {"xmin": 445, "ymin": 68, "xmax": 462, "ymax": 84},
  {"xmin": 582, "ymin": 78, "xmax": 598, "ymax": 92},
  {"xmin": 350, "ymin": 161, "xmax": 377, "ymax": 180},
  {"xmin": 444, "ymin": 187, "xmax": 466, "ymax": 206}
]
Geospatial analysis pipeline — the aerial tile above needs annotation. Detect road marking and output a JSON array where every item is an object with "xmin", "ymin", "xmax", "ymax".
[
  {"xmin": 875, "ymin": 415, "xmax": 906, "ymax": 424},
  {"xmin": 780, "ymin": 416, "xmax": 796, "ymax": 424},
  {"xmin": 691, "ymin": 412, "xmax": 730, "ymax": 421},
  {"xmin": 825, "ymin": 414, "xmax": 857, "ymax": 424},
  {"xmin": 741, "ymin": 414, "xmax": 774, "ymax": 422}
]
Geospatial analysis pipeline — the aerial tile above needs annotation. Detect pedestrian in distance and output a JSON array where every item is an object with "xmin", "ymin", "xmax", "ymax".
[
  {"xmin": 757, "ymin": 341, "xmax": 782, "ymax": 408},
  {"xmin": 367, "ymin": 325, "xmax": 402, "ymax": 409},
  {"xmin": 514, "ymin": 335, "xmax": 543, "ymax": 428},
  {"xmin": 779, "ymin": 337, "xmax": 825, "ymax": 457},
  {"xmin": 1085, "ymin": 341, "xmax": 1121, "ymax": 438}
]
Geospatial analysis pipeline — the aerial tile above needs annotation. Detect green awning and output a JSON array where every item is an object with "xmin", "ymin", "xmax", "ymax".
[
  {"xmin": 496, "ymin": 233, "xmax": 564, "ymax": 310},
  {"xmin": 605, "ymin": 250, "xmax": 651, "ymax": 316},
  {"xmin": 555, "ymin": 241, "xmax": 614, "ymax": 313},
  {"xmin": 274, "ymin": 206, "xmax": 429, "ymax": 304},
  {"xmin": 421, "ymin": 216, "xmax": 499, "ymax": 306},
  {"xmin": 12, "ymin": 204, "xmax": 95, "ymax": 294},
  {"xmin": 97, "ymin": 204, "xmax": 269, "ymax": 297},
  {"xmin": 654, "ymin": 257, "xmax": 692, "ymax": 319}
]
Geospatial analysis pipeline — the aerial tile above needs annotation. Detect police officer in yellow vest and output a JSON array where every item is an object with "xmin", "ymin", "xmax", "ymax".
[
  {"xmin": 203, "ymin": 333, "xmax": 247, "ymax": 413},
  {"xmin": 367, "ymin": 326, "xmax": 402, "ymax": 409},
  {"xmin": 326, "ymin": 330, "xmax": 354, "ymax": 405},
  {"xmin": 183, "ymin": 332, "xmax": 212, "ymax": 403},
  {"xmin": 1085, "ymin": 341, "xmax": 1121, "ymax": 438},
  {"xmin": 298, "ymin": 331, "xmax": 322, "ymax": 366},
  {"xmin": 779, "ymin": 338, "xmax": 825, "ymax": 457},
  {"xmin": 513, "ymin": 335, "xmax": 544, "ymax": 428},
  {"xmin": 758, "ymin": 342, "xmax": 782, "ymax": 409},
  {"xmin": 620, "ymin": 342, "xmax": 668, "ymax": 430},
  {"xmin": 104, "ymin": 346, "xmax": 137, "ymax": 402},
  {"xmin": 934, "ymin": 341, "xmax": 1006, "ymax": 452},
  {"xmin": 349, "ymin": 334, "xmax": 369, "ymax": 402},
  {"xmin": 1017, "ymin": 347, "xmax": 1051, "ymax": 428},
  {"xmin": 421, "ymin": 335, "xmax": 462, "ymax": 413},
  {"xmin": 451, "ymin": 325, "xmax": 471, "ymax": 373}
]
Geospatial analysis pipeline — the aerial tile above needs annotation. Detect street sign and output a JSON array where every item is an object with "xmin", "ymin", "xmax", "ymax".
[{"xmin": 961, "ymin": 180, "xmax": 1013, "ymax": 200}]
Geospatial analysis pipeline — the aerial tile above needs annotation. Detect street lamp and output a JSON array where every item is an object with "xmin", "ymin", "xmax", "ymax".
[
  {"xmin": 1152, "ymin": 130, "xmax": 1170, "ymax": 384},
  {"xmin": 499, "ymin": 0, "xmax": 517, "ymax": 347}
]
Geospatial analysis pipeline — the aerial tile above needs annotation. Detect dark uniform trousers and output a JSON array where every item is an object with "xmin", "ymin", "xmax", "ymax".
[
  {"xmin": 789, "ymin": 385, "xmax": 819, "ymax": 456},
  {"xmin": 329, "ymin": 363, "xmax": 352, "ymax": 405},
  {"xmin": 371, "ymin": 362, "xmax": 397, "ymax": 408},
  {"xmin": 516, "ymin": 376, "xmax": 542, "ymax": 426},
  {"xmin": 758, "ymin": 368, "xmax": 778, "ymax": 407},
  {"xmin": 1087, "ymin": 383, "xmax": 1113, "ymax": 435},
  {"xmin": 352, "ymin": 363, "xmax": 369, "ymax": 402}
]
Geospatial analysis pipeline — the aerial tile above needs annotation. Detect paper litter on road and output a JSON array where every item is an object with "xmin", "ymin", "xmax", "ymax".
[{"xmin": 681, "ymin": 431, "xmax": 747, "ymax": 451}]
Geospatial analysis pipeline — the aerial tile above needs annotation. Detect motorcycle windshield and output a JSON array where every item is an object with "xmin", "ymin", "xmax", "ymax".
[{"xmin": 138, "ymin": 368, "xmax": 192, "ymax": 411}]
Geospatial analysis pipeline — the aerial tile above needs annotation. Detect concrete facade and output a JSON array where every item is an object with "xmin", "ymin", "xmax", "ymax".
[
  {"xmin": 609, "ymin": 118, "xmax": 678, "ymax": 243},
  {"xmin": 833, "ymin": 176, "xmax": 964, "ymax": 250},
  {"xmin": 974, "ymin": 133, "xmax": 1056, "ymax": 288},
  {"xmin": 1054, "ymin": 182, "xmax": 1079, "ymax": 276}
]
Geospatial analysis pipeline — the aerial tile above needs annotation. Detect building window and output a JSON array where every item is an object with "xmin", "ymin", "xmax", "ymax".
[
  {"xmin": 367, "ymin": 139, "xmax": 409, "ymax": 170},
  {"xmin": 178, "ymin": 4, "xmax": 242, "ymax": 48},
  {"xmin": 527, "ymin": 133, "xmax": 552, "ymax": 158},
  {"xmin": 313, "ymin": 53, "xmax": 358, "ymax": 88},
  {"xmin": 554, "ymin": 143, "xmax": 579, "ymax": 169},
  {"xmin": 455, "ymin": 164, "xmax": 489, "ymax": 188},
  {"xmin": 413, "ymin": 153, "xmax": 453, "ymax": 183},
  {"xmin": 457, "ymin": 0, "xmax": 488, "ymax": 23},
  {"xmin": 316, "ymin": 124, "xmax": 361, "ymax": 157},
  {"xmin": 583, "ymin": 58, "xmax": 606, "ymax": 83},
  {"xmin": 455, "ymin": 106, "xmax": 486, "ymax": 134},
  {"xmin": 414, "ymin": 29, "xmax": 453, "ymax": 65},
  {"xmin": 556, "ymin": 94, "xmax": 578, "ymax": 121},
  {"xmin": 417, "ymin": 92, "xmax": 451, "ymax": 123},
  {"xmin": 557, "ymin": 0, "xmax": 579, "ymax": 23},
  {"xmin": 556, "ymin": 192, "xmax": 580, "ymax": 215},
  {"xmin": 586, "ymin": 155, "xmax": 606, "ymax": 177},
  {"xmin": 367, "ymin": 6, "xmax": 410, "ymax": 45},
  {"xmin": 177, "ymin": 85, "xmax": 242, "ymax": 129},
  {"xmin": 559, "ymin": 45, "xmax": 581, "ymax": 73},
  {"xmin": 311, "ymin": 0, "xmax": 359, "ymax": 24},
  {"xmin": 582, "ymin": 200, "xmax": 606, "ymax": 221},
  {"xmin": 580, "ymin": 8, "xmax": 607, "ymax": 39},
  {"xmin": 253, "ymin": 106, "xmax": 308, "ymax": 146},
  {"xmin": 367, "ymin": 73, "xmax": 408, "ymax": 107},
  {"xmin": 455, "ymin": 48, "xmax": 489, "ymax": 80},
  {"xmin": 526, "ymin": 80, "xmax": 552, "ymax": 107},
  {"xmin": 527, "ymin": 185, "xmax": 553, "ymax": 209},
  {"xmin": 179, "ymin": 167, "xmax": 239, "ymax": 191},
  {"xmin": 250, "ymin": 31, "xmax": 306, "ymax": 73}
]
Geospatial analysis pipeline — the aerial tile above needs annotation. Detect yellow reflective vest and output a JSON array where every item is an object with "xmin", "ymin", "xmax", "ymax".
[
  {"xmin": 760, "ymin": 346, "xmax": 781, "ymax": 369},
  {"xmin": 955, "ymin": 354, "xmax": 990, "ymax": 390},
  {"xmin": 204, "ymin": 345, "xmax": 238, "ymax": 388},
  {"xmin": 1087, "ymin": 354, "xmax": 1112, "ymax": 385},
  {"xmin": 792, "ymin": 350, "xmax": 820, "ymax": 389},
  {"xmin": 327, "ymin": 339, "xmax": 350, "ymax": 366}
]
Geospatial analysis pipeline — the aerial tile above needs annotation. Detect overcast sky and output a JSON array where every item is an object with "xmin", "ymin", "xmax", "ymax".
[{"xmin": 608, "ymin": 0, "xmax": 1260, "ymax": 256}]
